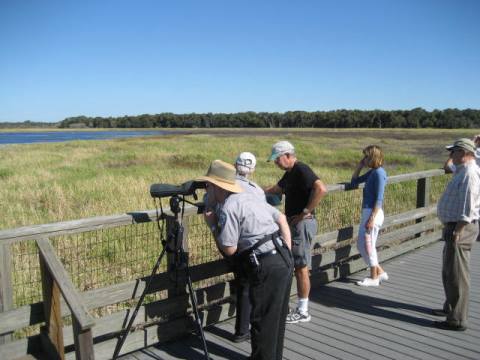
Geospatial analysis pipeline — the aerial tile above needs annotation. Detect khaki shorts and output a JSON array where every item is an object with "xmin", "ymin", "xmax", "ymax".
[{"xmin": 290, "ymin": 217, "xmax": 317, "ymax": 269}]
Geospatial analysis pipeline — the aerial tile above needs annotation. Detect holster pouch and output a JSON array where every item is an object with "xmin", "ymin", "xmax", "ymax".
[
  {"xmin": 238, "ymin": 231, "xmax": 278, "ymax": 276},
  {"xmin": 274, "ymin": 236, "xmax": 294, "ymax": 269},
  {"xmin": 248, "ymin": 252, "xmax": 260, "ymax": 268}
]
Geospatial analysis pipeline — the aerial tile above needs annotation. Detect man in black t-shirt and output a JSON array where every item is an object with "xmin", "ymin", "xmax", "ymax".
[{"xmin": 265, "ymin": 141, "xmax": 327, "ymax": 323}]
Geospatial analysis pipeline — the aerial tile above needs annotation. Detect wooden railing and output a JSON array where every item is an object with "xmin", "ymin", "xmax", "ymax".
[
  {"xmin": 0, "ymin": 169, "xmax": 446, "ymax": 360},
  {"xmin": 37, "ymin": 237, "xmax": 95, "ymax": 360}
]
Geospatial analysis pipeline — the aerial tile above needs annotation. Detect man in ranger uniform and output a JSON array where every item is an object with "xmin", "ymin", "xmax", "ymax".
[{"xmin": 199, "ymin": 159, "xmax": 293, "ymax": 360}]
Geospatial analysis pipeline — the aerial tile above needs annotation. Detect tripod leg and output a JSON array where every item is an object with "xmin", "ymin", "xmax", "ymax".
[
  {"xmin": 112, "ymin": 246, "xmax": 168, "ymax": 360},
  {"xmin": 185, "ymin": 265, "xmax": 210, "ymax": 360}
]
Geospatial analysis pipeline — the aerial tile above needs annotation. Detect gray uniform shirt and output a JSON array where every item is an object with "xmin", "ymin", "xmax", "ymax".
[
  {"xmin": 217, "ymin": 192, "xmax": 281, "ymax": 254},
  {"xmin": 236, "ymin": 175, "xmax": 266, "ymax": 201}
]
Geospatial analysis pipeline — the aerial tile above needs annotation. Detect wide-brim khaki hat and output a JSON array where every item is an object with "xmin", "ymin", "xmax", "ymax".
[
  {"xmin": 196, "ymin": 160, "xmax": 243, "ymax": 193},
  {"xmin": 445, "ymin": 138, "xmax": 476, "ymax": 153}
]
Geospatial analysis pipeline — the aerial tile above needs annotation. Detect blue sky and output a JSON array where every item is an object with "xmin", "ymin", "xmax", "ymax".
[{"xmin": 1, "ymin": 0, "xmax": 479, "ymax": 122}]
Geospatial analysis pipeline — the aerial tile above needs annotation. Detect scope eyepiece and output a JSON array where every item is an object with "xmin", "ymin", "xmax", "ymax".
[{"xmin": 150, "ymin": 180, "xmax": 206, "ymax": 199}]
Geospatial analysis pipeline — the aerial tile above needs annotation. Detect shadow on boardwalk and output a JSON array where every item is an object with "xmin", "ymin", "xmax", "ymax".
[
  {"xmin": 121, "ymin": 241, "xmax": 480, "ymax": 360},
  {"xmin": 310, "ymin": 281, "xmax": 434, "ymax": 328}
]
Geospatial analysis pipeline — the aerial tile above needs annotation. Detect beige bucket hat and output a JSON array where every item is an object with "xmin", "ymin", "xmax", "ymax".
[
  {"xmin": 196, "ymin": 160, "xmax": 243, "ymax": 193},
  {"xmin": 445, "ymin": 138, "xmax": 476, "ymax": 153}
]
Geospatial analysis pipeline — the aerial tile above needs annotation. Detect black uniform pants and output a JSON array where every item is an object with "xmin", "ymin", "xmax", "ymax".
[
  {"xmin": 247, "ymin": 251, "xmax": 293, "ymax": 360},
  {"xmin": 232, "ymin": 258, "xmax": 251, "ymax": 335}
]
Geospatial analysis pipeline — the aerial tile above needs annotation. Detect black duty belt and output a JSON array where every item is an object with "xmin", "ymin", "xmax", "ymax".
[
  {"xmin": 241, "ymin": 231, "xmax": 280, "ymax": 256},
  {"xmin": 257, "ymin": 249, "xmax": 278, "ymax": 259},
  {"xmin": 447, "ymin": 220, "xmax": 478, "ymax": 226},
  {"xmin": 236, "ymin": 231, "xmax": 292, "ymax": 271}
]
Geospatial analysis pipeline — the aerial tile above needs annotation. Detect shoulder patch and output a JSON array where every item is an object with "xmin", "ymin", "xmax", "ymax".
[{"xmin": 217, "ymin": 211, "xmax": 227, "ymax": 234}]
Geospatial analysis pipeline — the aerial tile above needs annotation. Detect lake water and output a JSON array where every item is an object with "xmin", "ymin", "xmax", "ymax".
[{"xmin": 0, "ymin": 130, "xmax": 177, "ymax": 145}]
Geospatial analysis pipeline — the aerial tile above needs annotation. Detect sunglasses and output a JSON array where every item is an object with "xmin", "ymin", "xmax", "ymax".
[{"xmin": 274, "ymin": 154, "xmax": 287, "ymax": 162}]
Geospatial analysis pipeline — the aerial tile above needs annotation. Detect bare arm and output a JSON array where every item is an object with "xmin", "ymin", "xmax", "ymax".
[
  {"xmin": 365, "ymin": 206, "xmax": 381, "ymax": 231},
  {"xmin": 220, "ymin": 245, "xmax": 238, "ymax": 256},
  {"xmin": 203, "ymin": 210, "xmax": 217, "ymax": 232},
  {"xmin": 453, "ymin": 221, "xmax": 468, "ymax": 240},
  {"xmin": 305, "ymin": 179, "xmax": 327, "ymax": 213},
  {"xmin": 264, "ymin": 184, "xmax": 283, "ymax": 194},
  {"xmin": 351, "ymin": 157, "xmax": 366, "ymax": 182},
  {"xmin": 443, "ymin": 157, "xmax": 454, "ymax": 174},
  {"xmin": 290, "ymin": 179, "xmax": 327, "ymax": 225},
  {"xmin": 276, "ymin": 213, "xmax": 291, "ymax": 249}
]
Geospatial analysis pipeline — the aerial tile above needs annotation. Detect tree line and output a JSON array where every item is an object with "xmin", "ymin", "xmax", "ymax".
[
  {"xmin": 0, "ymin": 120, "xmax": 56, "ymax": 129},
  {"xmin": 58, "ymin": 108, "xmax": 480, "ymax": 129},
  {"xmin": 3, "ymin": 108, "xmax": 479, "ymax": 129}
]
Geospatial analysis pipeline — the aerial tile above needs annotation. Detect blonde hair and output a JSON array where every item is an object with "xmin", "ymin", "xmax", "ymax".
[{"xmin": 363, "ymin": 145, "xmax": 384, "ymax": 168}]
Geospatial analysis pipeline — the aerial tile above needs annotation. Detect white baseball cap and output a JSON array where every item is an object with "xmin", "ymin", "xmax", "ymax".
[
  {"xmin": 235, "ymin": 152, "xmax": 257, "ymax": 175},
  {"xmin": 268, "ymin": 140, "xmax": 294, "ymax": 161}
]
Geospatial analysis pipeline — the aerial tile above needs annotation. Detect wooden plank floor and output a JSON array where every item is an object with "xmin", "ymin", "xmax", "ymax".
[{"xmin": 120, "ymin": 241, "xmax": 480, "ymax": 360}]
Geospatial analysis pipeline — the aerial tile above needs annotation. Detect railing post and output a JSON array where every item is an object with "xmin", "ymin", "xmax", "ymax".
[
  {"xmin": 72, "ymin": 316, "xmax": 94, "ymax": 360},
  {"xmin": 39, "ymin": 249, "xmax": 65, "ymax": 360},
  {"xmin": 416, "ymin": 177, "xmax": 430, "ymax": 208},
  {"xmin": 416, "ymin": 177, "xmax": 431, "ymax": 237},
  {"xmin": 0, "ymin": 242, "xmax": 13, "ymax": 344}
]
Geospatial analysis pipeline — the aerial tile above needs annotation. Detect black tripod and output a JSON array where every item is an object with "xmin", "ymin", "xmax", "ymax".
[{"xmin": 112, "ymin": 195, "xmax": 210, "ymax": 359}]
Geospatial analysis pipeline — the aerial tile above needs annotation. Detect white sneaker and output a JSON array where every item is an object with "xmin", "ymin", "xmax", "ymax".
[
  {"xmin": 286, "ymin": 309, "xmax": 311, "ymax": 323},
  {"xmin": 379, "ymin": 272, "xmax": 389, "ymax": 283},
  {"xmin": 356, "ymin": 277, "xmax": 380, "ymax": 287}
]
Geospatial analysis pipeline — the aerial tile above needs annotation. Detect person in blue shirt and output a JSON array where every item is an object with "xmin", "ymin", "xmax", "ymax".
[{"xmin": 351, "ymin": 145, "xmax": 388, "ymax": 287}]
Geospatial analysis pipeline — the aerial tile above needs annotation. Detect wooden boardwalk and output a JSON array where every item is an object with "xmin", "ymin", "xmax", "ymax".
[{"xmin": 120, "ymin": 240, "xmax": 480, "ymax": 360}]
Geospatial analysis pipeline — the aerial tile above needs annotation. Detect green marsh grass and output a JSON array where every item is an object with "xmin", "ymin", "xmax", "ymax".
[
  {"xmin": 0, "ymin": 128, "xmax": 471, "ymax": 327},
  {"xmin": 2, "ymin": 127, "xmax": 473, "ymax": 230},
  {"xmin": 1, "ymin": 128, "xmax": 475, "ymax": 229}
]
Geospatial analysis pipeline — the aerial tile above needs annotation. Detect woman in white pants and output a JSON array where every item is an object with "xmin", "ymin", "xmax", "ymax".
[{"xmin": 351, "ymin": 145, "xmax": 388, "ymax": 287}]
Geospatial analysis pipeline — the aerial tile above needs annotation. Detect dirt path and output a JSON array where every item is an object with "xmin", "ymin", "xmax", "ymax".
[
  {"xmin": 169, "ymin": 128, "xmax": 475, "ymax": 141},
  {"xmin": 161, "ymin": 128, "xmax": 478, "ymax": 165}
]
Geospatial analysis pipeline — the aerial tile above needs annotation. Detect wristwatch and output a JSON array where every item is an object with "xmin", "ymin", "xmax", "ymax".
[{"xmin": 302, "ymin": 208, "xmax": 310, "ymax": 215}]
